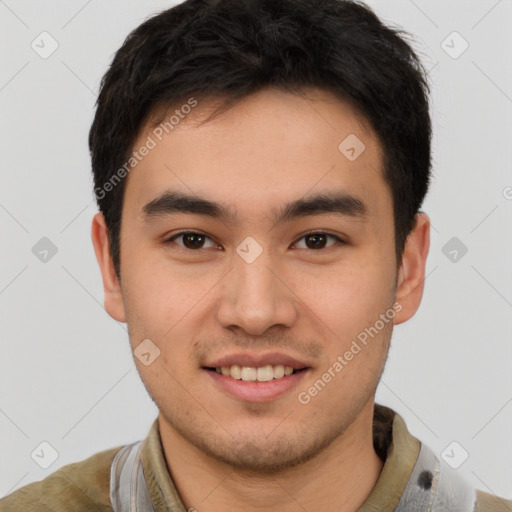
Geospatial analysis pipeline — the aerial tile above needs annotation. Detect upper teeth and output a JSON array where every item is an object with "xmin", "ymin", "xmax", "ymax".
[{"xmin": 215, "ymin": 365, "xmax": 295, "ymax": 381}]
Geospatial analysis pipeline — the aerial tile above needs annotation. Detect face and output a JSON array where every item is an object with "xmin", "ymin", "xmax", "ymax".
[{"xmin": 93, "ymin": 87, "xmax": 426, "ymax": 473}]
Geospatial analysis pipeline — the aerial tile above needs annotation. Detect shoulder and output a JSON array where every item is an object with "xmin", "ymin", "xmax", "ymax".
[
  {"xmin": 474, "ymin": 489, "xmax": 512, "ymax": 512},
  {"xmin": 0, "ymin": 445, "xmax": 124, "ymax": 512}
]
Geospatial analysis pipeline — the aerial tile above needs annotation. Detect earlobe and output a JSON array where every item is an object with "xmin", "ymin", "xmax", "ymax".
[
  {"xmin": 393, "ymin": 213, "xmax": 430, "ymax": 325},
  {"xmin": 91, "ymin": 212, "xmax": 127, "ymax": 323}
]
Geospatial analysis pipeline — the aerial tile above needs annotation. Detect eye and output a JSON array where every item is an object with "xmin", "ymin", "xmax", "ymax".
[
  {"xmin": 293, "ymin": 231, "xmax": 344, "ymax": 250},
  {"xmin": 165, "ymin": 231, "xmax": 218, "ymax": 250}
]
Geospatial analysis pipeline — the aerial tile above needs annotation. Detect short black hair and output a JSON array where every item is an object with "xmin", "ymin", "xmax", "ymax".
[{"xmin": 89, "ymin": 0, "xmax": 432, "ymax": 279}]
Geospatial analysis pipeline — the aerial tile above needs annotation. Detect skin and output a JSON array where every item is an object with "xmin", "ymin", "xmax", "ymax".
[{"xmin": 92, "ymin": 87, "xmax": 430, "ymax": 511}]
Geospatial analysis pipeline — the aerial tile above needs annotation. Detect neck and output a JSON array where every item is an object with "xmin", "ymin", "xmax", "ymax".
[{"xmin": 159, "ymin": 401, "xmax": 384, "ymax": 512}]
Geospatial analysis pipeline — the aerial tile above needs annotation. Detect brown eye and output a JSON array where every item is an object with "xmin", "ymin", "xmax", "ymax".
[
  {"xmin": 294, "ymin": 232, "xmax": 343, "ymax": 250},
  {"xmin": 166, "ymin": 231, "xmax": 216, "ymax": 250}
]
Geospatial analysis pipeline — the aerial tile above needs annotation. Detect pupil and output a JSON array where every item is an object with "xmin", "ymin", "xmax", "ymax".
[
  {"xmin": 184, "ymin": 233, "xmax": 204, "ymax": 249},
  {"xmin": 307, "ymin": 234, "xmax": 326, "ymax": 249}
]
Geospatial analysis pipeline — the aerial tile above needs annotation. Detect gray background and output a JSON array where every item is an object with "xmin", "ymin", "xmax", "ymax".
[{"xmin": 1, "ymin": 0, "xmax": 511, "ymax": 501}]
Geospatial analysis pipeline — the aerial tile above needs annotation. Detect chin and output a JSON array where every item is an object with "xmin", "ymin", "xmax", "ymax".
[{"xmin": 175, "ymin": 418, "xmax": 343, "ymax": 475}]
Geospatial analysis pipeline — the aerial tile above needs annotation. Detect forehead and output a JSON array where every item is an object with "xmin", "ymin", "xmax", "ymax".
[{"xmin": 124, "ymin": 87, "xmax": 389, "ymax": 221}]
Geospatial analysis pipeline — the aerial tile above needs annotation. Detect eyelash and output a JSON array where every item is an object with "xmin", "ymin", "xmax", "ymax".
[{"xmin": 164, "ymin": 230, "xmax": 345, "ymax": 251}]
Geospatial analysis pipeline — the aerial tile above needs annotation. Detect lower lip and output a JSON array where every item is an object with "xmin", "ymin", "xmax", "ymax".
[{"xmin": 204, "ymin": 368, "xmax": 310, "ymax": 402}]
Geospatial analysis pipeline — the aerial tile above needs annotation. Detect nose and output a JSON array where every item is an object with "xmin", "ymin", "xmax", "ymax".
[{"xmin": 216, "ymin": 245, "xmax": 298, "ymax": 336}]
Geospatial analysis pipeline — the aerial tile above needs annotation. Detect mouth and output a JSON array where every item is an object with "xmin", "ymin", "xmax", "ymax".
[{"xmin": 201, "ymin": 353, "xmax": 312, "ymax": 402}]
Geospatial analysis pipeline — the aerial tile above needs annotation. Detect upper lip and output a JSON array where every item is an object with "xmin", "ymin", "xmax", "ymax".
[{"xmin": 203, "ymin": 352, "xmax": 310, "ymax": 370}]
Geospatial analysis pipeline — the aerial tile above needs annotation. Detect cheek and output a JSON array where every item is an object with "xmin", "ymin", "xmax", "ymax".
[
  {"xmin": 309, "ymin": 266, "xmax": 395, "ymax": 365},
  {"xmin": 120, "ymin": 251, "xmax": 219, "ymax": 358},
  {"xmin": 305, "ymin": 255, "xmax": 393, "ymax": 311}
]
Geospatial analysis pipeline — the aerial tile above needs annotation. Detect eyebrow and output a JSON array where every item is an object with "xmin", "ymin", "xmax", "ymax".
[{"xmin": 141, "ymin": 190, "xmax": 368, "ymax": 228}]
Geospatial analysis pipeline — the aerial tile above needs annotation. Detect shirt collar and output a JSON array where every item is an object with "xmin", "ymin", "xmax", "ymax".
[{"xmin": 358, "ymin": 404, "xmax": 421, "ymax": 511}]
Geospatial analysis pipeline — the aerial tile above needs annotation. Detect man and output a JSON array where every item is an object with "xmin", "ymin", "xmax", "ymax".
[{"xmin": 2, "ymin": 0, "xmax": 510, "ymax": 510}]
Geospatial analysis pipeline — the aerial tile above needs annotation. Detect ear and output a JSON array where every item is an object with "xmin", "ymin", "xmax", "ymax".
[
  {"xmin": 91, "ymin": 212, "xmax": 127, "ymax": 323},
  {"xmin": 393, "ymin": 212, "xmax": 430, "ymax": 325}
]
